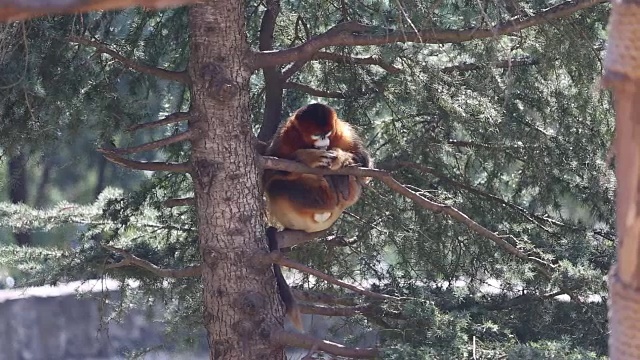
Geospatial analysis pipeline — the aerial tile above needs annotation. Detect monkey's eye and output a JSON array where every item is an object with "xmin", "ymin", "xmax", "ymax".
[{"xmin": 311, "ymin": 132, "xmax": 332, "ymax": 141}]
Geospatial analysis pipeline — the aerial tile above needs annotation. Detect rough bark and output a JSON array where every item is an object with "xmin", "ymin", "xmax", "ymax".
[{"xmin": 188, "ymin": 2, "xmax": 285, "ymax": 360}]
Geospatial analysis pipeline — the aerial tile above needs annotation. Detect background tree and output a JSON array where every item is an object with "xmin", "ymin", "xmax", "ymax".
[{"xmin": 0, "ymin": 0, "xmax": 614, "ymax": 358}]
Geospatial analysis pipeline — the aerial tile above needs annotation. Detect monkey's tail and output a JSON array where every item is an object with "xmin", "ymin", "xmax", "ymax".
[{"xmin": 267, "ymin": 226, "xmax": 304, "ymax": 332}]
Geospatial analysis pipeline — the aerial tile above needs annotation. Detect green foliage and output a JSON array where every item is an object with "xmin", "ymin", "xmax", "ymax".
[{"xmin": 0, "ymin": 0, "xmax": 615, "ymax": 358}]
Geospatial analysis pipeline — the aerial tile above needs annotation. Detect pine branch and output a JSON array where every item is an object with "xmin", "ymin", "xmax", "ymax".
[
  {"xmin": 103, "ymin": 245, "xmax": 202, "ymax": 278},
  {"xmin": 265, "ymin": 250, "xmax": 398, "ymax": 301},
  {"xmin": 0, "ymin": 0, "xmax": 197, "ymax": 21},
  {"xmin": 283, "ymin": 82, "xmax": 345, "ymax": 98},
  {"xmin": 98, "ymin": 148, "xmax": 191, "ymax": 173},
  {"xmin": 109, "ymin": 130, "xmax": 192, "ymax": 155},
  {"xmin": 313, "ymin": 51, "xmax": 401, "ymax": 73},
  {"xmin": 271, "ymin": 330, "xmax": 378, "ymax": 359},
  {"xmin": 441, "ymin": 57, "xmax": 539, "ymax": 73},
  {"xmin": 68, "ymin": 36, "xmax": 190, "ymax": 84},
  {"xmin": 261, "ymin": 156, "xmax": 555, "ymax": 279},
  {"xmin": 299, "ymin": 303, "xmax": 405, "ymax": 319},
  {"xmin": 253, "ymin": 0, "xmax": 607, "ymax": 68},
  {"xmin": 164, "ymin": 197, "xmax": 195, "ymax": 207},
  {"xmin": 128, "ymin": 112, "xmax": 191, "ymax": 132}
]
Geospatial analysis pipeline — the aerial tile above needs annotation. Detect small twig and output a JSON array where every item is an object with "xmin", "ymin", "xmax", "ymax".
[
  {"xmin": 103, "ymin": 245, "xmax": 201, "ymax": 278},
  {"xmin": 271, "ymin": 330, "xmax": 378, "ymax": 359},
  {"xmin": 266, "ymin": 250, "xmax": 398, "ymax": 301},
  {"xmin": 98, "ymin": 148, "xmax": 191, "ymax": 173},
  {"xmin": 299, "ymin": 303, "xmax": 405, "ymax": 319},
  {"xmin": 283, "ymin": 82, "xmax": 345, "ymax": 99},
  {"xmin": 128, "ymin": 112, "xmax": 190, "ymax": 132},
  {"xmin": 68, "ymin": 36, "xmax": 190, "ymax": 84}
]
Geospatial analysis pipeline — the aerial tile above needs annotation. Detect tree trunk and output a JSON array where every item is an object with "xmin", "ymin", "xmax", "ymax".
[{"xmin": 187, "ymin": 2, "xmax": 285, "ymax": 359}]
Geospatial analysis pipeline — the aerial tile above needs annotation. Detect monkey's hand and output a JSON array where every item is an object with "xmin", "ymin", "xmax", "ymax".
[
  {"xmin": 324, "ymin": 149, "xmax": 356, "ymax": 170},
  {"xmin": 292, "ymin": 148, "xmax": 339, "ymax": 169}
]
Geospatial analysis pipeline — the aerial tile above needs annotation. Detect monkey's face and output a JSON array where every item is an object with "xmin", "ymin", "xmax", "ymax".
[{"xmin": 310, "ymin": 130, "xmax": 332, "ymax": 149}]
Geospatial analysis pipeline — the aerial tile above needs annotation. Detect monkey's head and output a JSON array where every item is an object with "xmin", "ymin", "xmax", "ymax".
[{"xmin": 293, "ymin": 103, "xmax": 337, "ymax": 150}]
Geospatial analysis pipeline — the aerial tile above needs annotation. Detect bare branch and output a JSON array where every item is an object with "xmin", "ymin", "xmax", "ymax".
[
  {"xmin": 68, "ymin": 36, "xmax": 190, "ymax": 84},
  {"xmin": 253, "ymin": 0, "xmax": 607, "ymax": 68},
  {"xmin": 104, "ymin": 245, "xmax": 202, "ymax": 278},
  {"xmin": 261, "ymin": 156, "xmax": 555, "ymax": 279},
  {"xmin": 256, "ymin": 0, "xmax": 286, "ymax": 142},
  {"xmin": 110, "ymin": 130, "xmax": 192, "ymax": 155},
  {"xmin": 441, "ymin": 57, "xmax": 539, "ymax": 73},
  {"xmin": 98, "ymin": 148, "xmax": 191, "ymax": 173},
  {"xmin": 0, "ymin": 0, "xmax": 197, "ymax": 21},
  {"xmin": 164, "ymin": 197, "xmax": 195, "ymax": 207},
  {"xmin": 265, "ymin": 250, "xmax": 399, "ymax": 301},
  {"xmin": 284, "ymin": 82, "xmax": 345, "ymax": 99},
  {"xmin": 128, "ymin": 112, "xmax": 190, "ymax": 132},
  {"xmin": 271, "ymin": 330, "xmax": 378, "ymax": 359},
  {"xmin": 314, "ymin": 51, "xmax": 401, "ymax": 73}
]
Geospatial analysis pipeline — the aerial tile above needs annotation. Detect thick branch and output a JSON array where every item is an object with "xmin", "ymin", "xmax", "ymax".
[
  {"xmin": 0, "ymin": 0, "xmax": 196, "ymax": 21},
  {"xmin": 109, "ymin": 131, "xmax": 192, "ymax": 155},
  {"xmin": 104, "ymin": 245, "xmax": 202, "ymax": 278},
  {"xmin": 98, "ymin": 148, "xmax": 191, "ymax": 172},
  {"xmin": 292, "ymin": 289, "xmax": 358, "ymax": 306},
  {"xmin": 276, "ymin": 228, "xmax": 330, "ymax": 249},
  {"xmin": 261, "ymin": 156, "xmax": 554, "ymax": 279},
  {"xmin": 253, "ymin": 0, "xmax": 606, "ymax": 68},
  {"xmin": 313, "ymin": 51, "xmax": 401, "ymax": 73},
  {"xmin": 164, "ymin": 197, "xmax": 195, "ymax": 207},
  {"xmin": 284, "ymin": 82, "xmax": 345, "ymax": 99},
  {"xmin": 68, "ymin": 36, "xmax": 190, "ymax": 84},
  {"xmin": 271, "ymin": 330, "xmax": 378, "ymax": 359},
  {"xmin": 128, "ymin": 112, "xmax": 190, "ymax": 132},
  {"xmin": 266, "ymin": 250, "xmax": 398, "ymax": 301}
]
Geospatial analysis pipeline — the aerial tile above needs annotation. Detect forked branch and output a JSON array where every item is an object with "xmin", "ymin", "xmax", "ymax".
[
  {"xmin": 271, "ymin": 330, "xmax": 378, "ymax": 359},
  {"xmin": 109, "ymin": 130, "xmax": 192, "ymax": 155},
  {"xmin": 103, "ymin": 245, "xmax": 202, "ymax": 278},
  {"xmin": 253, "ymin": 0, "xmax": 607, "ymax": 68},
  {"xmin": 98, "ymin": 148, "xmax": 191, "ymax": 172},
  {"xmin": 68, "ymin": 36, "xmax": 190, "ymax": 84}
]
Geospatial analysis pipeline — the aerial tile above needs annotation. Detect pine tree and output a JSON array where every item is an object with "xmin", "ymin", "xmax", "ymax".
[{"xmin": 0, "ymin": 0, "xmax": 613, "ymax": 358}]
